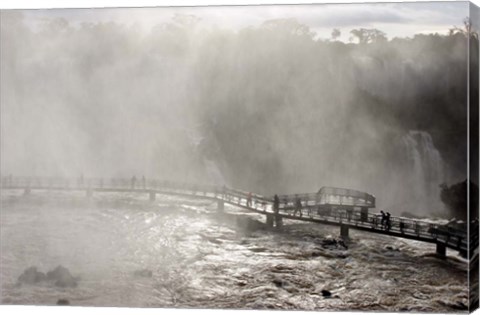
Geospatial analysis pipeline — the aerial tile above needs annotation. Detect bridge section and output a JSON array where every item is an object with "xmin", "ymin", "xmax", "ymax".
[{"xmin": 1, "ymin": 176, "xmax": 475, "ymax": 258}]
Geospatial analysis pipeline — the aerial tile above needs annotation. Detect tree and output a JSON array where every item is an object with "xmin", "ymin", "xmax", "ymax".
[
  {"xmin": 331, "ymin": 28, "xmax": 341, "ymax": 41},
  {"xmin": 449, "ymin": 17, "xmax": 478, "ymax": 39},
  {"xmin": 350, "ymin": 28, "xmax": 387, "ymax": 44},
  {"xmin": 261, "ymin": 18, "xmax": 315, "ymax": 38},
  {"xmin": 439, "ymin": 180, "xmax": 479, "ymax": 221}
]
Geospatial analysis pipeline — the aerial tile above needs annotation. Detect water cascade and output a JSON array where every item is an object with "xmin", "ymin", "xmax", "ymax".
[{"xmin": 402, "ymin": 130, "xmax": 445, "ymax": 214}]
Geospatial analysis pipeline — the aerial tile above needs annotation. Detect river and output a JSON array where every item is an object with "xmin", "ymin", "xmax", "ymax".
[{"xmin": 0, "ymin": 190, "xmax": 469, "ymax": 312}]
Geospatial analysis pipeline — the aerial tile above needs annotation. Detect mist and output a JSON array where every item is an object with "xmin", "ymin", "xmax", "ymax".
[{"xmin": 0, "ymin": 8, "xmax": 471, "ymax": 215}]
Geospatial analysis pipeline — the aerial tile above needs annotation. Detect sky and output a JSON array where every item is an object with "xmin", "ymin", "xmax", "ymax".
[{"xmin": 2, "ymin": 1, "xmax": 475, "ymax": 41}]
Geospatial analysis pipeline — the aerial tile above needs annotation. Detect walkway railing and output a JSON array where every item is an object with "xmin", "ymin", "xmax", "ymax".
[{"xmin": 1, "ymin": 176, "xmax": 476, "ymax": 253}]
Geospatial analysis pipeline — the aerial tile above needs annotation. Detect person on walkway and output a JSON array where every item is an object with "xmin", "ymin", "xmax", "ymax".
[
  {"xmin": 294, "ymin": 196, "xmax": 303, "ymax": 217},
  {"xmin": 246, "ymin": 192, "xmax": 252, "ymax": 207},
  {"xmin": 273, "ymin": 194, "xmax": 280, "ymax": 214},
  {"xmin": 385, "ymin": 212, "xmax": 392, "ymax": 231},
  {"xmin": 380, "ymin": 210, "xmax": 386, "ymax": 228},
  {"xmin": 131, "ymin": 176, "xmax": 137, "ymax": 189}
]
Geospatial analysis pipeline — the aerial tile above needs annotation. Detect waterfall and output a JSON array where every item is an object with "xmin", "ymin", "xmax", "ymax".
[
  {"xmin": 402, "ymin": 130, "xmax": 445, "ymax": 213},
  {"xmin": 185, "ymin": 126, "xmax": 227, "ymax": 186}
]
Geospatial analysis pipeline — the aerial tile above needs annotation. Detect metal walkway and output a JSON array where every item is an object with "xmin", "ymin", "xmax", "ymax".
[{"xmin": 1, "ymin": 176, "xmax": 477, "ymax": 257}]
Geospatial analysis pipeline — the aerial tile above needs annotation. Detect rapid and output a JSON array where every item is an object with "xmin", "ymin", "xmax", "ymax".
[{"xmin": 0, "ymin": 190, "xmax": 469, "ymax": 312}]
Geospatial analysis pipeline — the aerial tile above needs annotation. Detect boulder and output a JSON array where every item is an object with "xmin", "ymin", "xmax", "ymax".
[
  {"xmin": 56, "ymin": 298, "xmax": 70, "ymax": 305},
  {"xmin": 321, "ymin": 289, "xmax": 332, "ymax": 297},
  {"xmin": 17, "ymin": 266, "xmax": 46, "ymax": 285},
  {"xmin": 47, "ymin": 266, "xmax": 77, "ymax": 288}
]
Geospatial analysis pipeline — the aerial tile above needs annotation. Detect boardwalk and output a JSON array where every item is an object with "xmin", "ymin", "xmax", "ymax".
[{"xmin": 1, "ymin": 176, "xmax": 477, "ymax": 258}]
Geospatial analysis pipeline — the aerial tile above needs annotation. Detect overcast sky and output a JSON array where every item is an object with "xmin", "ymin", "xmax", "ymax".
[{"xmin": 8, "ymin": 1, "xmax": 472, "ymax": 41}]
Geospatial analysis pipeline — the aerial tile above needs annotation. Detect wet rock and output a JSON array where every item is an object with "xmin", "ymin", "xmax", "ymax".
[
  {"xmin": 47, "ymin": 266, "xmax": 77, "ymax": 288},
  {"xmin": 321, "ymin": 237, "xmax": 348, "ymax": 250},
  {"xmin": 412, "ymin": 292, "xmax": 429, "ymax": 300},
  {"xmin": 134, "ymin": 269, "xmax": 153, "ymax": 278},
  {"xmin": 248, "ymin": 247, "xmax": 268, "ymax": 253},
  {"xmin": 17, "ymin": 266, "xmax": 46, "ymax": 285},
  {"xmin": 236, "ymin": 216, "xmax": 265, "ymax": 231},
  {"xmin": 272, "ymin": 277, "xmax": 288, "ymax": 288},
  {"xmin": 436, "ymin": 299, "xmax": 468, "ymax": 310},
  {"xmin": 321, "ymin": 289, "xmax": 332, "ymax": 297},
  {"xmin": 322, "ymin": 239, "xmax": 337, "ymax": 246},
  {"xmin": 385, "ymin": 245, "xmax": 400, "ymax": 251},
  {"xmin": 337, "ymin": 239, "xmax": 348, "ymax": 249},
  {"xmin": 56, "ymin": 298, "xmax": 70, "ymax": 305},
  {"xmin": 199, "ymin": 233, "xmax": 222, "ymax": 244}
]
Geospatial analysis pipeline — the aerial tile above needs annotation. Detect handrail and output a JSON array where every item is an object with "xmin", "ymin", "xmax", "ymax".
[{"xmin": 1, "ymin": 175, "xmax": 475, "ymax": 251}]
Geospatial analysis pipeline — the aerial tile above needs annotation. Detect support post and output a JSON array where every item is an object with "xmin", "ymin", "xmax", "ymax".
[
  {"xmin": 275, "ymin": 215, "xmax": 283, "ymax": 229},
  {"xmin": 266, "ymin": 214, "xmax": 274, "ymax": 228},
  {"xmin": 436, "ymin": 243, "xmax": 446, "ymax": 258},
  {"xmin": 149, "ymin": 192, "xmax": 156, "ymax": 202},
  {"xmin": 217, "ymin": 200, "xmax": 224, "ymax": 212},
  {"xmin": 340, "ymin": 224, "xmax": 349, "ymax": 238}
]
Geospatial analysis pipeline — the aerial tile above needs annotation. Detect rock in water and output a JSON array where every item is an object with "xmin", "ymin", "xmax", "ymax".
[
  {"xmin": 321, "ymin": 289, "xmax": 332, "ymax": 297},
  {"xmin": 17, "ymin": 266, "xmax": 46, "ymax": 285},
  {"xmin": 47, "ymin": 266, "xmax": 77, "ymax": 288},
  {"xmin": 56, "ymin": 298, "xmax": 70, "ymax": 305}
]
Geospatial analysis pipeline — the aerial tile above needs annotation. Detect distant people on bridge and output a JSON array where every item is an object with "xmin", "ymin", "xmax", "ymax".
[
  {"xmin": 273, "ymin": 194, "xmax": 280, "ymax": 214},
  {"xmin": 385, "ymin": 212, "xmax": 391, "ymax": 231},
  {"xmin": 294, "ymin": 195, "xmax": 302, "ymax": 217},
  {"xmin": 399, "ymin": 221, "xmax": 405, "ymax": 233},
  {"xmin": 246, "ymin": 192, "xmax": 252, "ymax": 207},
  {"xmin": 380, "ymin": 210, "xmax": 386, "ymax": 227},
  {"xmin": 131, "ymin": 176, "xmax": 137, "ymax": 189}
]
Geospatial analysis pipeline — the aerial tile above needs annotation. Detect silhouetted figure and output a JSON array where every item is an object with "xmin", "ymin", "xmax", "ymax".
[
  {"xmin": 131, "ymin": 176, "xmax": 137, "ymax": 189},
  {"xmin": 294, "ymin": 196, "xmax": 302, "ymax": 217},
  {"xmin": 246, "ymin": 192, "xmax": 252, "ymax": 207},
  {"xmin": 380, "ymin": 210, "xmax": 386, "ymax": 228},
  {"xmin": 399, "ymin": 221, "xmax": 405, "ymax": 233},
  {"xmin": 385, "ymin": 212, "xmax": 391, "ymax": 231},
  {"xmin": 273, "ymin": 194, "xmax": 280, "ymax": 214}
]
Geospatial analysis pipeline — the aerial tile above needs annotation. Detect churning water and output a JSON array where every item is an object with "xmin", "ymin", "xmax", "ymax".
[{"xmin": 0, "ymin": 190, "xmax": 469, "ymax": 312}]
